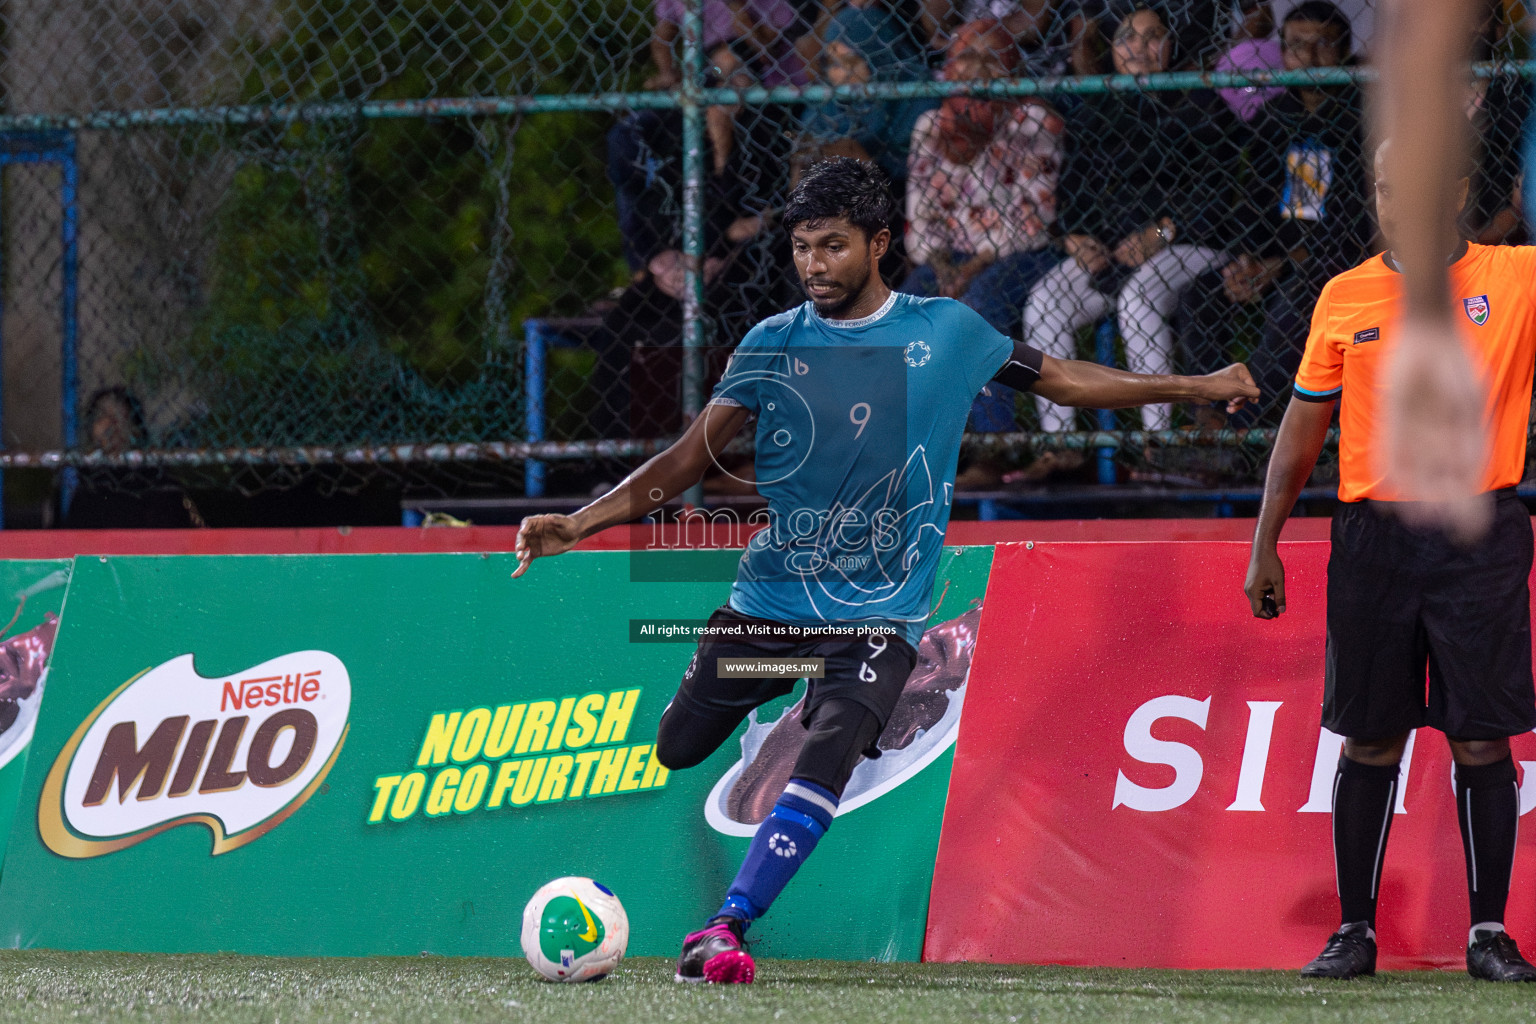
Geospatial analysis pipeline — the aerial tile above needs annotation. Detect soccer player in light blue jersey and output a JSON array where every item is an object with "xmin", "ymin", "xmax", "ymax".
[{"xmin": 513, "ymin": 158, "xmax": 1258, "ymax": 983}]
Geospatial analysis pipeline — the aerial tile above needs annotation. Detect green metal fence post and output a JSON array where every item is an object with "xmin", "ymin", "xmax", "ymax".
[{"xmin": 679, "ymin": 0, "xmax": 707, "ymax": 509}]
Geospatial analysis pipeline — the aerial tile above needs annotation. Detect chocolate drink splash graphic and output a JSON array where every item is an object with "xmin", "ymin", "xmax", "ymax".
[
  {"xmin": 0, "ymin": 612, "xmax": 57, "ymax": 736},
  {"xmin": 724, "ymin": 605, "xmax": 982, "ymax": 825}
]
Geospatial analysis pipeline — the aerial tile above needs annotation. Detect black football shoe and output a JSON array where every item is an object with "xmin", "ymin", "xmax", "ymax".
[
  {"xmin": 674, "ymin": 916, "xmax": 754, "ymax": 984},
  {"xmin": 1468, "ymin": 929, "xmax": 1536, "ymax": 982},
  {"xmin": 1301, "ymin": 924, "xmax": 1377, "ymax": 979}
]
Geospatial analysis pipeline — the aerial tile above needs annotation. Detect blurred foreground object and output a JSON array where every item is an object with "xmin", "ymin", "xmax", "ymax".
[{"xmin": 1376, "ymin": 0, "xmax": 1492, "ymax": 540}]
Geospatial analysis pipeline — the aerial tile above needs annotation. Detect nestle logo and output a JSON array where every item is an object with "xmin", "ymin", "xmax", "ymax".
[
  {"xmin": 1352, "ymin": 327, "xmax": 1380, "ymax": 345},
  {"xmin": 221, "ymin": 673, "xmax": 322, "ymax": 711}
]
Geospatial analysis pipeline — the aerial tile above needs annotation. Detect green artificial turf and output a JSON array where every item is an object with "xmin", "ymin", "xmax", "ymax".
[{"xmin": 0, "ymin": 952, "xmax": 1524, "ymax": 1023}]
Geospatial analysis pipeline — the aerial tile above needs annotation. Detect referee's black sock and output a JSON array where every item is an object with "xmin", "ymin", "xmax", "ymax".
[
  {"xmin": 1333, "ymin": 756, "xmax": 1400, "ymax": 928},
  {"xmin": 1455, "ymin": 756, "xmax": 1520, "ymax": 930}
]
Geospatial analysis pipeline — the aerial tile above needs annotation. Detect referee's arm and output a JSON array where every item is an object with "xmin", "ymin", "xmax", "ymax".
[
  {"xmin": 512, "ymin": 401, "xmax": 752, "ymax": 577},
  {"xmin": 1245, "ymin": 394, "xmax": 1336, "ymax": 617}
]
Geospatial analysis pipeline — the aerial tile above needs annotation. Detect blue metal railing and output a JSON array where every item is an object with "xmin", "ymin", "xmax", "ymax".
[{"xmin": 0, "ymin": 131, "xmax": 78, "ymax": 528}]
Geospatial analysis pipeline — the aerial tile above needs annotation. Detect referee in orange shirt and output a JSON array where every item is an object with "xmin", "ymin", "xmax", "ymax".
[{"xmin": 1245, "ymin": 141, "xmax": 1536, "ymax": 982}]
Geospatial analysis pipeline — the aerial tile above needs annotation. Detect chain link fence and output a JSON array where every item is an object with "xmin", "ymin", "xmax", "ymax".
[{"xmin": 1, "ymin": 0, "xmax": 1531, "ymax": 522}]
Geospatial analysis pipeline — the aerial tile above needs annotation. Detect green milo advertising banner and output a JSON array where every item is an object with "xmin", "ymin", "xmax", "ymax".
[{"xmin": 0, "ymin": 549, "xmax": 990, "ymax": 958}]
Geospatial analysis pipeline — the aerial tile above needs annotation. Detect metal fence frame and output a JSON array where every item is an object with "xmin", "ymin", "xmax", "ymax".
[
  {"xmin": 2, "ymin": 0, "xmax": 1528, "ymax": 500},
  {"xmin": 0, "ymin": 130, "xmax": 78, "ymax": 528}
]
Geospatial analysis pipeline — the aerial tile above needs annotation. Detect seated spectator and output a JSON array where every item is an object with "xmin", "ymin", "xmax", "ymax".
[
  {"xmin": 1176, "ymin": 0, "xmax": 1367, "ymax": 424},
  {"xmin": 1214, "ymin": 1, "xmax": 1284, "ymax": 122},
  {"xmin": 60, "ymin": 388, "xmax": 204, "ymax": 529},
  {"xmin": 791, "ymin": 0, "xmax": 942, "ymax": 72},
  {"xmin": 950, "ymin": 0, "xmax": 1054, "ymax": 49},
  {"xmin": 1271, "ymin": 0, "xmax": 1372, "ymax": 57},
  {"xmin": 836, "ymin": 0, "xmax": 1067, "ymax": 77},
  {"xmin": 647, "ymin": 0, "xmax": 807, "ymax": 90},
  {"xmin": 596, "ymin": 45, "xmax": 795, "ymax": 441},
  {"xmin": 1065, "ymin": 0, "xmax": 1223, "ymax": 74},
  {"xmin": 900, "ymin": 19, "xmax": 1065, "ymax": 431},
  {"xmin": 610, "ymin": 43, "xmax": 789, "ymax": 274},
  {"xmin": 947, "ymin": 0, "xmax": 1089, "ymax": 77},
  {"xmin": 1024, "ymin": 3, "xmax": 1237, "ymax": 432},
  {"xmin": 1462, "ymin": 1, "xmax": 1530, "ymax": 245},
  {"xmin": 795, "ymin": 4, "xmax": 936, "ymax": 187}
]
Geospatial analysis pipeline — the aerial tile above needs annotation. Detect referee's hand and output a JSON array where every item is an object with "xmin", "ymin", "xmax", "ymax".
[
  {"xmin": 1244, "ymin": 546, "xmax": 1285, "ymax": 619},
  {"xmin": 512, "ymin": 514, "xmax": 581, "ymax": 578}
]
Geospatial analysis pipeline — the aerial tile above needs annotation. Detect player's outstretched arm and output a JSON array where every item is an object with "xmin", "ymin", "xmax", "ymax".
[
  {"xmin": 1244, "ymin": 395, "xmax": 1334, "ymax": 618},
  {"xmin": 1032, "ymin": 356, "xmax": 1260, "ymax": 414},
  {"xmin": 512, "ymin": 402, "xmax": 751, "ymax": 578}
]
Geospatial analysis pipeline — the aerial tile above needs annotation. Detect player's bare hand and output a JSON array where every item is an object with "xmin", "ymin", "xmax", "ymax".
[
  {"xmin": 1382, "ymin": 313, "xmax": 1493, "ymax": 543},
  {"xmin": 1197, "ymin": 363, "xmax": 1261, "ymax": 413},
  {"xmin": 1244, "ymin": 546, "xmax": 1286, "ymax": 618},
  {"xmin": 512, "ymin": 514, "xmax": 581, "ymax": 578}
]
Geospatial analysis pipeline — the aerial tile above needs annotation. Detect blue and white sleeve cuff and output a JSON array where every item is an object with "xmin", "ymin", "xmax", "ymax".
[{"xmin": 1292, "ymin": 383, "xmax": 1342, "ymax": 403}]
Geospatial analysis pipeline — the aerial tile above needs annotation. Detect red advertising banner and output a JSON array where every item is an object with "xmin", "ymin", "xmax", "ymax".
[{"xmin": 928, "ymin": 540, "xmax": 1536, "ymax": 971}]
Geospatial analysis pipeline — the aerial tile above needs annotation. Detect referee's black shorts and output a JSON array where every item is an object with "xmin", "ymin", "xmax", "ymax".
[{"xmin": 1324, "ymin": 488, "xmax": 1536, "ymax": 741}]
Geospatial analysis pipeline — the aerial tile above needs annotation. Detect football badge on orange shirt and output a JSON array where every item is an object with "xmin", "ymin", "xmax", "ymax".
[{"xmin": 1464, "ymin": 294, "xmax": 1491, "ymax": 326}]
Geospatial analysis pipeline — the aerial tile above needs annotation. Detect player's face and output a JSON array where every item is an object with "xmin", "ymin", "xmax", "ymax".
[
  {"xmin": 1373, "ymin": 148, "xmax": 1470, "ymax": 255},
  {"xmin": 1373, "ymin": 154, "xmax": 1396, "ymax": 250},
  {"xmin": 791, "ymin": 220, "xmax": 884, "ymax": 316}
]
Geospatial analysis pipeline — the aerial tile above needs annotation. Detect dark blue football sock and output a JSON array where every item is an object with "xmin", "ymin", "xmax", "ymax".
[{"xmin": 716, "ymin": 778, "xmax": 839, "ymax": 924}]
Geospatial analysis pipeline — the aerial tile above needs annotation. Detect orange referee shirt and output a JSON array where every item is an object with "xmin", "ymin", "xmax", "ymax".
[{"xmin": 1293, "ymin": 243, "xmax": 1536, "ymax": 502}]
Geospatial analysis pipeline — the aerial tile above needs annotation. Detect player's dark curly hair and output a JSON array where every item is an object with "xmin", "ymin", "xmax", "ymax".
[{"xmin": 782, "ymin": 158, "xmax": 895, "ymax": 241}]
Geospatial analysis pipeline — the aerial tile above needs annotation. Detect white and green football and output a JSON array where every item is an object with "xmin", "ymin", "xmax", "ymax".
[{"xmin": 520, "ymin": 876, "xmax": 629, "ymax": 982}]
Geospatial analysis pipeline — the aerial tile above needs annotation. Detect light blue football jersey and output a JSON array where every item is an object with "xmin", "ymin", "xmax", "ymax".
[{"xmin": 708, "ymin": 291, "xmax": 1015, "ymax": 647}]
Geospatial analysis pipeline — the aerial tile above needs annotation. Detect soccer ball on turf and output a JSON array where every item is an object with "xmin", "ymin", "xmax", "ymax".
[{"xmin": 520, "ymin": 876, "xmax": 629, "ymax": 982}]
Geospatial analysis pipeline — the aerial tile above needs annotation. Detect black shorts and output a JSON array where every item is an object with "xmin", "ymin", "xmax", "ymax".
[
  {"xmin": 672, "ymin": 604, "xmax": 919, "ymax": 736},
  {"xmin": 1324, "ymin": 489, "xmax": 1536, "ymax": 741}
]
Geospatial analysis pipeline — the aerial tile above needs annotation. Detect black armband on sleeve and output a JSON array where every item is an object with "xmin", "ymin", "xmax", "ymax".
[
  {"xmin": 991, "ymin": 339, "xmax": 1045, "ymax": 392},
  {"xmin": 1291, "ymin": 384, "xmax": 1342, "ymax": 403}
]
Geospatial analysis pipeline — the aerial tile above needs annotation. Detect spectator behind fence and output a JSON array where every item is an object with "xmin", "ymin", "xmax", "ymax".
[
  {"xmin": 1025, "ymin": 3, "xmax": 1237, "ymax": 432},
  {"xmin": 647, "ymin": 0, "xmax": 807, "ymax": 90},
  {"xmin": 1064, "ymin": 0, "xmax": 1223, "ymax": 74},
  {"xmin": 1271, "ymin": 0, "xmax": 1372, "ymax": 56},
  {"xmin": 924, "ymin": 0, "xmax": 1080, "ymax": 78},
  {"xmin": 948, "ymin": 0, "xmax": 1053, "ymax": 49},
  {"xmin": 791, "ymin": 0, "xmax": 945, "ymax": 72},
  {"xmin": 795, "ymin": 4, "xmax": 936, "ymax": 187},
  {"xmin": 596, "ymin": 45, "xmax": 794, "ymax": 444},
  {"xmin": 1214, "ymin": 1, "xmax": 1284, "ymax": 122},
  {"xmin": 899, "ymin": 19, "xmax": 1065, "ymax": 432},
  {"xmin": 610, "ymin": 41, "xmax": 793, "ymax": 273},
  {"xmin": 1462, "ymin": 1, "xmax": 1530, "ymax": 246},
  {"xmin": 1177, "ymin": 0, "xmax": 1368, "ymax": 424},
  {"xmin": 59, "ymin": 388, "xmax": 204, "ymax": 530}
]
